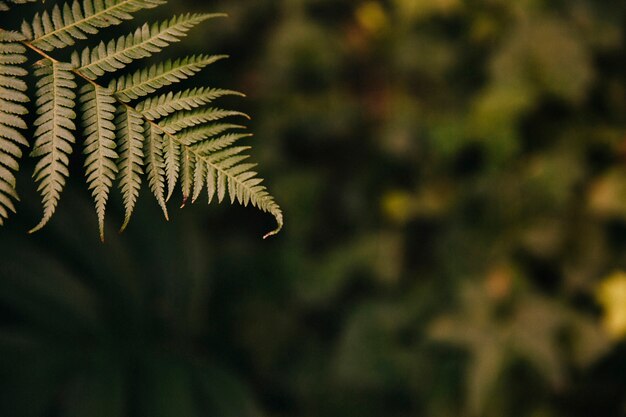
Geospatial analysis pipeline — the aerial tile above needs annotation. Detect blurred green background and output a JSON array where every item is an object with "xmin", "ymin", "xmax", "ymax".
[{"xmin": 2, "ymin": 0, "xmax": 626, "ymax": 416}]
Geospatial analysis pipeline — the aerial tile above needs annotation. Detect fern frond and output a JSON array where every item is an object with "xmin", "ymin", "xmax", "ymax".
[
  {"xmin": 115, "ymin": 105, "xmax": 143, "ymax": 231},
  {"xmin": 143, "ymin": 121, "xmax": 168, "ymax": 218},
  {"xmin": 135, "ymin": 87, "xmax": 244, "ymax": 120},
  {"xmin": 29, "ymin": 59, "xmax": 77, "ymax": 233},
  {"xmin": 1, "ymin": 0, "xmax": 283, "ymax": 237},
  {"xmin": 23, "ymin": 0, "xmax": 164, "ymax": 51},
  {"xmin": 73, "ymin": 13, "xmax": 221, "ymax": 79},
  {"xmin": 0, "ymin": 38, "xmax": 28, "ymax": 225},
  {"xmin": 80, "ymin": 83, "xmax": 118, "ymax": 241},
  {"xmin": 111, "ymin": 54, "xmax": 227, "ymax": 102},
  {"xmin": 158, "ymin": 108, "xmax": 249, "ymax": 134}
]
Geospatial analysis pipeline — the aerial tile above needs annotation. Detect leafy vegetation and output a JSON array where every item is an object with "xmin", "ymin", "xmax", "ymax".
[
  {"xmin": 1, "ymin": 0, "xmax": 626, "ymax": 417},
  {"xmin": 0, "ymin": 0, "xmax": 282, "ymax": 240}
]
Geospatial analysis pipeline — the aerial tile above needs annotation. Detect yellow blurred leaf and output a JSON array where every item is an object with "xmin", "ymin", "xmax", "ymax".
[
  {"xmin": 588, "ymin": 168, "xmax": 626, "ymax": 218},
  {"xmin": 596, "ymin": 271, "xmax": 626, "ymax": 340},
  {"xmin": 393, "ymin": 0, "xmax": 461, "ymax": 22},
  {"xmin": 381, "ymin": 190, "xmax": 413, "ymax": 224},
  {"xmin": 356, "ymin": 2, "xmax": 388, "ymax": 35}
]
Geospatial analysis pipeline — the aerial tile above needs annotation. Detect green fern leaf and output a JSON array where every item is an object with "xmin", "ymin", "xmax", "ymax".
[
  {"xmin": 80, "ymin": 83, "xmax": 118, "ymax": 241},
  {"xmin": 111, "ymin": 54, "xmax": 227, "ymax": 102},
  {"xmin": 0, "ymin": 38, "xmax": 28, "ymax": 225},
  {"xmin": 191, "ymin": 154, "xmax": 205, "ymax": 203},
  {"xmin": 1, "ymin": 0, "xmax": 36, "ymax": 12},
  {"xmin": 191, "ymin": 132, "xmax": 252, "ymax": 154},
  {"xmin": 0, "ymin": 29, "xmax": 26, "ymax": 43},
  {"xmin": 158, "ymin": 108, "xmax": 249, "ymax": 134},
  {"xmin": 29, "ymin": 59, "xmax": 77, "ymax": 233},
  {"xmin": 208, "ymin": 157, "xmax": 282, "ymax": 239},
  {"xmin": 195, "ymin": 144, "xmax": 284, "ymax": 237},
  {"xmin": 135, "ymin": 87, "xmax": 244, "ymax": 120},
  {"xmin": 177, "ymin": 123, "xmax": 246, "ymax": 146},
  {"xmin": 0, "ymin": 0, "xmax": 283, "ymax": 237},
  {"xmin": 161, "ymin": 133, "xmax": 179, "ymax": 201},
  {"xmin": 115, "ymin": 105, "xmax": 144, "ymax": 231},
  {"xmin": 73, "ymin": 13, "xmax": 221, "ymax": 79},
  {"xmin": 180, "ymin": 146, "xmax": 193, "ymax": 206},
  {"xmin": 23, "ymin": 0, "xmax": 164, "ymax": 51},
  {"xmin": 206, "ymin": 162, "xmax": 216, "ymax": 203},
  {"xmin": 143, "ymin": 121, "xmax": 168, "ymax": 219}
]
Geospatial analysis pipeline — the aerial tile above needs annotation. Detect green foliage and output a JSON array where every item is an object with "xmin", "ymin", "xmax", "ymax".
[
  {"xmin": 0, "ymin": 35, "xmax": 28, "ymax": 224},
  {"xmin": 0, "ymin": 0, "xmax": 282, "ymax": 239},
  {"xmin": 2, "ymin": 0, "xmax": 626, "ymax": 417},
  {"xmin": 0, "ymin": 191, "xmax": 262, "ymax": 417}
]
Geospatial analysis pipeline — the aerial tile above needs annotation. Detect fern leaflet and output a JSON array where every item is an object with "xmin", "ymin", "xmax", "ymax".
[
  {"xmin": 116, "ymin": 105, "xmax": 144, "ymax": 231},
  {"xmin": 23, "ymin": 0, "xmax": 165, "ymax": 51},
  {"xmin": 161, "ymin": 132, "xmax": 180, "ymax": 202},
  {"xmin": 29, "ymin": 59, "xmax": 77, "ymax": 233},
  {"xmin": 111, "ymin": 54, "xmax": 226, "ymax": 102},
  {"xmin": 73, "ymin": 14, "xmax": 220, "ymax": 79},
  {"xmin": 144, "ymin": 121, "xmax": 168, "ymax": 219},
  {"xmin": 0, "ymin": 36, "xmax": 28, "ymax": 224},
  {"xmin": 80, "ymin": 83, "xmax": 118, "ymax": 240},
  {"xmin": 0, "ymin": 0, "xmax": 36, "ymax": 12},
  {"xmin": 135, "ymin": 87, "xmax": 244, "ymax": 121},
  {"xmin": 158, "ymin": 108, "xmax": 249, "ymax": 134},
  {"xmin": 178, "ymin": 124, "xmax": 247, "ymax": 146}
]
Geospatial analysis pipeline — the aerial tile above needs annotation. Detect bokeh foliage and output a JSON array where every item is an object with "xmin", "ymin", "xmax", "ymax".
[{"xmin": 1, "ymin": 0, "xmax": 626, "ymax": 416}]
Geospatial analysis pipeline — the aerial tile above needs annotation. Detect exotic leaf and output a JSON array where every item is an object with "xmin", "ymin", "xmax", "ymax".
[
  {"xmin": 80, "ymin": 83, "xmax": 118, "ymax": 240},
  {"xmin": 73, "ymin": 14, "xmax": 220, "ymax": 79},
  {"xmin": 0, "ymin": 38, "xmax": 28, "ymax": 225},
  {"xmin": 115, "ymin": 105, "xmax": 143, "ymax": 231},
  {"xmin": 111, "ymin": 54, "xmax": 226, "ymax": 102},
  {"xmin": 23, "ymin": 0, "xmax": 164, "ymax": 51},
  {"xmin": 30, "ymin": 59, "xmax": 76, "ymax": 233}
]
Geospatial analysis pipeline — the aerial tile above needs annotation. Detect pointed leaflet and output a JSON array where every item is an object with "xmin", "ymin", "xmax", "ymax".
[
  {"xmin": 73, "ymin": 14, "xmax": 222, "ymax": 79},
  {"xmin": 180, "ymin": 146, "xmax": 193, "ymax": 207},
  {"xmin": 0, "ymin": 0, "xmax": 36, "ymax": 12},
  {"xmin": 111, "ymin": 54, "xmax": 226, "ymax": 102},
  {"xmin": 191, "ymin": 132, "xmax": 251, "ymax": 154},
  {"xmin": 135, "ymin": 87, "xmax": 244, "ymax": 120},
  {"xmin": 191, "ymin": 155, "xmax": 205, "ymax": 203},
  {"xmin": 30, "ymin": 59, "xmax": 77, "ymax": 233},
  {"xmin": 23, "ymin": 0, "xmax": 164, "ymax": 51},
  {"xmin": 158, "ymin": 108, "xmax": 248, "ymax": 134},
  {"xmin": 115, "ymin": 106, "xmax": 144, "ymax": 231},
  {"xmin": 143, "ymin": 121, "xmax": 168, "ymax": 219},
  {"xmin": 193, "ymin": 144, "xmax": 283, "ymax": 237},
  {"xmin": 80, "ymin": 84, "xmax": 118, "ymax": 241},
  {"xmin": 178, "ymin": 124, "xmax": 246, "ymax": 146},
  {"xmin": 161, "ymin": 132, "xmax": 180, "ymax": 201},
  {"xmin": 0, "ymin": 38, "xmax": 28, "ymax": 225}
]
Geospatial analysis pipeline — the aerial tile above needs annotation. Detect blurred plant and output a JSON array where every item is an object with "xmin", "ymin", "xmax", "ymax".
[
  {"xmin": 597, "ymin": 271, "xmax": 626, "ymax": 340},
  {"xmin": 0, "ymin": 187, "xmax": 262, "ymax": 417},
  {"xmin": 430, "ymin": 269, "xmax": 611, "ymax": 416},
  {"xmin": 2, "ymin": 0, "xmax": 626, "ymax": 416}
]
